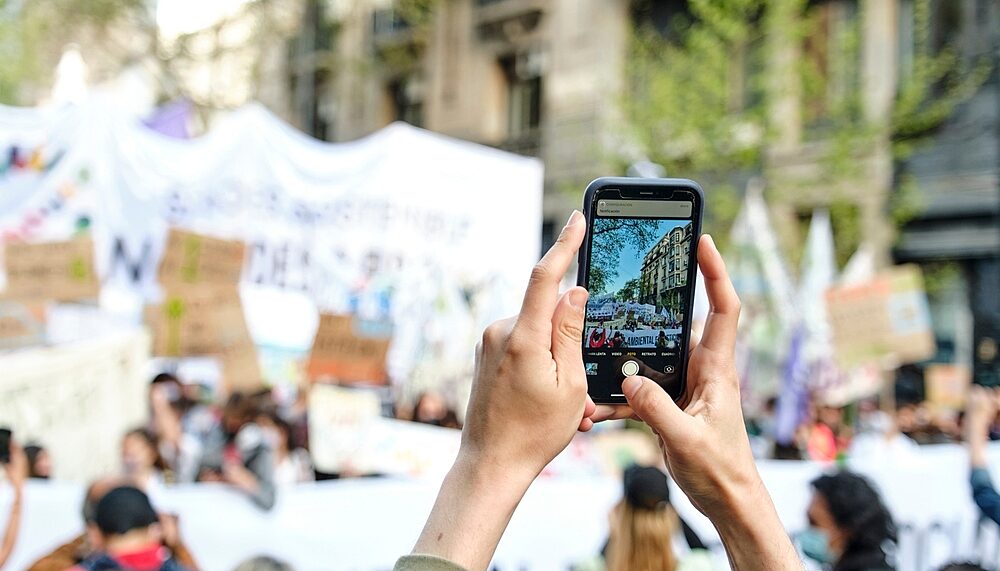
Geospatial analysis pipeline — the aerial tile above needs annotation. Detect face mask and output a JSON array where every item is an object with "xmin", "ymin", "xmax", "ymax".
[{"xmin": 798, "ymin": 527, "xmax": 834, "ymax": 564}]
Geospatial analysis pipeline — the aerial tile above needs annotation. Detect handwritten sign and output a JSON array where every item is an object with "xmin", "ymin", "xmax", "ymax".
[
  {"xmin": 158, "ymin": 229, "xmax": 246, "ymax": 288},
  {"xmin": 2, "ymin": 238, "xmax": 99, "ymax": 301},
  {"xmin": 826, "ymin": 264, "xmax": 935, "ymax": 367},
  {"xmin": 307, "ymin": 314, "xmax": 392, "ymax": 384},
  {"xmin": 926, "ymin": 364, "xmax": 971, "ymax": 411}
]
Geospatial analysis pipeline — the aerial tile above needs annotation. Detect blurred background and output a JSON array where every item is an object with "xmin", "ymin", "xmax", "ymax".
[{"xmin": 0, "ymin": 0, "xmax": 998, "ymax": 570}]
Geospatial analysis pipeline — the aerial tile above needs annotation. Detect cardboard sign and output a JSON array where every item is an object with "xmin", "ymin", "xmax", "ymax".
[
  {"xmin": 158, "ymin": 229, "xmax": 246, "ymax": 288},
  {"xmin": 2, "ymin": 238, "xmax": 99, "ymax": 301},
  {"xmin": 826, "ymin": 264, "xmax": 935, "ymax": 367},
  {"xmin": 307, "ymin": 314, "xmax": 392, "ymax": 384},
  {"xmin": 925, "ymin": 364, "xmax": 971, "ymax": 411}
]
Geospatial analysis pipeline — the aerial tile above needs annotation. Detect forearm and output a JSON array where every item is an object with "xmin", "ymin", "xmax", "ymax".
[
  {"xmin": 711, "ymin": 477, "xmax": 801, "ymax": 571},
  {"xmin": 411, "ymin": 452, "xmax": 535, "ymax": 571},
  {"xmin": 0, "ymin": 488, "xmax": 23, "ymax": 568},
  {"xmin": 969, "ymin": 422, "xmax": 990, "ymax": 468}
]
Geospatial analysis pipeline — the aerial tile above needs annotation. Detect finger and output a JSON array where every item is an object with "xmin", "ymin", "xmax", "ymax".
[
  {"xmin": 584, "ymin": 395, "xmax": 597, "ymax": 419},
  {"xmin": 591, "ymin": 404, "xmax": 636, "ymax": 423},
  {"xmin": 578, "ymin": 417, "xmax": 594, "ymax": 432},
  {"xmin": 697, "ymin": 235, "xmax": 741, "ymax": 353},
  {"xmin": 517, "ymin": 210, "xmax": 586, "ymax": 340},
  {"xmin": 551, "ymin": 287, "xmax": 588, "ymax": 387},
  {"xmin": 622, "ymin": 376, "xmax": 690, "ymax": 437}
]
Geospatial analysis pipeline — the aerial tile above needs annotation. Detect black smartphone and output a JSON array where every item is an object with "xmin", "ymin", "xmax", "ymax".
[
  {"xmin": 577, "ymin": 177, "xmax": 703, "ymax": 404},
  {"xmin": 0, "ymin": 428, "xmax": 11, "ymax": 464}
]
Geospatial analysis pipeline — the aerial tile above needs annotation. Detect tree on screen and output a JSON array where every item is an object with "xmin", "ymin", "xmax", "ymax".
[
  {"xmin": 614, "ymin": 278, "xmax": 641, "ymax": 303},
  {"xmin": 588, "ymin": 219, "xmax": 658, "ymax": 295}
]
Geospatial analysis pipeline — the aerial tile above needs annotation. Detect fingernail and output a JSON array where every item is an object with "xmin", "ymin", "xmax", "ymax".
[
  {"xmin": 705, "ymin": 234, "xmax": 717, "ymax": 251},
  {"xmin": 622, "ymin": 376, "xmax": 642, "ymax": 399},
  {"xmin": 568, "ymin": 288, "xmax": 588, "ymax": 310},
  {"xmin": 564, "ymin": 210, "xmax": 583, "ymax": 228}
]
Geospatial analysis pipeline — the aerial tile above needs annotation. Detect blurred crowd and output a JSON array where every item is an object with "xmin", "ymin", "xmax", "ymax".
[{"xmin": 2, "ymin": 372, "xmax": 1000, "ymax": 571}]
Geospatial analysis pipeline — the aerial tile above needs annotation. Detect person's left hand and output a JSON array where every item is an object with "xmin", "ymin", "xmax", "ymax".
[{"xmin": 461, "ymin": 209, "xmax": 595, "ymax": 479}]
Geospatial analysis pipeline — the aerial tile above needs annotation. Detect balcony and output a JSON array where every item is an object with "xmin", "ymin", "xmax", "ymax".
[
  {"xmin": 474, "ymin": 0, "xmax": 545, "ymax": 43},
  {"xmin": 371, "ymin": 8, "xmax": 423, "ymax": 56}
]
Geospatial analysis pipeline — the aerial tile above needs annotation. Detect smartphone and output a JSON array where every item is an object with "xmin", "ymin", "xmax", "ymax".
[
  {"xmin": 577, "ymin": 178, "xmax": 703, "ymax": 404},
  {"xmin": 0, "ymin": 428, "xmax": 11, "ymax": 464}
]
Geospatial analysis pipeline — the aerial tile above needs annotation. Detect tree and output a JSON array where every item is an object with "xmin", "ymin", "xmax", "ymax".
[
  {"xmin": 588, "ymin": 218, "xmax": 660, "ymax": 295},
  {"xmin": 615, "ymin": 278, "xmax": 642, "ymax": 303},
  {"xmin": 620, "ymin": 0, "xmax": 990, "ymax": 264}
]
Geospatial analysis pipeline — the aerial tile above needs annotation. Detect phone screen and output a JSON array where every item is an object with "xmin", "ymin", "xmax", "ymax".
[{"xmin": 581, "ymin": 187, "xmax": 700, "ymax": 403}]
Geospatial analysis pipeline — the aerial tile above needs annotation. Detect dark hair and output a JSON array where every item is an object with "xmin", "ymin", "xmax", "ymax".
[
  {"xmin": 94, "ymin": 486, "xmax": 159, "ymax": 536},
  {"xmin": 938, "ymin": 563, "xmax": 988, "ymax": 571},
  {"xmin": 269, "ymin": 414, "xmax": 296, "ymax": 453},
  {"xmin": 151, "ymin": 372, "xmax": 180, "ymax": 385},
  {"xmin": 24, "ymin": 444, "xmax": 47, "ymax": 478},
  {"xmin": 811, "ymin": 471, "xmax": 896, "ymax": 555},
  {"xmin": 232, "ymin": 555, "xmax": 295, "ymax": 571},
  {"xmin": 124, "ymin": 427, "xmax": 170, "ymax": 472}
]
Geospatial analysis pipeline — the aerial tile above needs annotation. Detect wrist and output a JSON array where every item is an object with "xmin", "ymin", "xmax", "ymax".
[
  {"xmin": 710, "ymin": 470, "xmax": 783, "ymax": 543},
  {"xmin": 452, "ymin": 447, "xmax": 537, "ymax": 499}
]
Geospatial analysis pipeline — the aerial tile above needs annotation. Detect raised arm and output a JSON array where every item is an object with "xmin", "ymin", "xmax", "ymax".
[
  {"xmin": 592, "ymin": 235, "xmax": 801, "ymax": 570},
  {"xmin": 404, "ymin": 210, "xmax": 595, "ymax": 571},
  {"xmin": 0, "ymin": 441, "xmax": 28, "ymax": 569}
]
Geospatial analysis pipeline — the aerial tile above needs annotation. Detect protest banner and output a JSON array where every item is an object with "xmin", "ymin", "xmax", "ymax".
[
  {"xmin": 925, "ymin": 364, "xmax": 971, "ymax": 411},
  {"xmin": 307, "ymin": 314, "xmax": 392, "ymax": 384},
  {"xmin": 826, "ymin": 264, "xmax": 935, "ymax": 368},
  {"xmin": 1, "ymin": 237, "xmax": 98, "ymax": 301},
  {"xmin": 158, "ymin": 229, "xmax": 246, "ymax": 288},
  {"xmin": 0, "ymin": 330, "xmax": 150, "ymax": 482}
]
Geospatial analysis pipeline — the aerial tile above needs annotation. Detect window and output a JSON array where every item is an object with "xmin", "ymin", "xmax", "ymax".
[
  {"xmin": 802, "ymin": 0, "xmax": 861, "ymax": 134},
  {"xmin": 287, "ymin": 0, "xmax": 335, "ymax": 140},
  {"xmin": 500, "ymin": 53, "xmax": 543, "ymax": 139},
  {"xmin": 386, "ymin": 76, "xmax": 424, "ymax": 127}
]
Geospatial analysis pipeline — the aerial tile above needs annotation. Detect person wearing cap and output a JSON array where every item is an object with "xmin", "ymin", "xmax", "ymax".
[{"xmin": 70, "ymin": 486, "xmax": 191, "ymax": 571}]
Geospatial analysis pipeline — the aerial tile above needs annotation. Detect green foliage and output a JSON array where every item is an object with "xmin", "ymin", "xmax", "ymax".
[
  {"xmin": 614, "ymin": 278, "xmax": 642, "ymax": 303},
  {"xmin": 588, "ymin": 218, "xmax": 660, "ymax": 295}
]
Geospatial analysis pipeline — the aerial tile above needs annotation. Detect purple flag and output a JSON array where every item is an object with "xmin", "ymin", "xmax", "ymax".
[{"xmin": 144, "ymin": 99, "xmax": 193, "ymax": 139}]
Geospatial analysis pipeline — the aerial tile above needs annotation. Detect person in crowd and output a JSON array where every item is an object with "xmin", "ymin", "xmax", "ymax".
[
  {"xmin": 231, "ymin": 556, "xmax": 295, "ymax": 571},
  {"xmin": 394, "ymin": 215, "xmax": 799, "ymax": 569},
  {"xmin": 800, "ymin": 471, "xmax": 896, "ymax": 570},
  {"xmin": 196, "ymin": 392, "xmax": 276, "ymax": 510},
  {"xmin": 71, "ymin": 486, "xmax": 191, "ymax": 571},
  {"xmin": 123, "ymin": 428, "xmax": 173, "ymax": 500},
  {"xmin": 1, "ymin": 439, "xmax": 27, "ymax": 570},
  {"xmin": 258, "ymin": 414, "xmax": 313, "ymax": 486},
  {"xmin": 413, "ymin": 392, "xmax": 449, "ymax": 426},
  {"xmin": 656, "ymin": 330, "xmax": 668, "ymax": 349},
  {"xmin": 964, "ymin": 385, "xmax": 1000, "ymax": 525},
  {"xmin": 148, "ymin": 374, "xmax": 209, "ymax": 483},
  {"xmin": 593, "ymin": 465, "xmax": 709, "ymax": 571},
  {"xmin": 26, "ymin": 477, "xmax": 198, "ymax": 571},
  {"xmin": 24, "ymin": 443, "xmax": 51, "ymax": 479},
  {"xmin": 588, "ymin": 323, "xmax": 608, "ymax": 349},
  {"xmin": 804, "ymin": 404, "xmax": 846, "ymax": 462}
]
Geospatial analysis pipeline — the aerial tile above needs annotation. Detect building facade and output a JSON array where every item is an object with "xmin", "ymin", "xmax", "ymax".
[
  {"xmin": 275, "ymin": 0, "xmax": 999, "ymax": 388},
  {"xmin": 639, "ymin": 223, "xmax": 691, "ymax": 310}
]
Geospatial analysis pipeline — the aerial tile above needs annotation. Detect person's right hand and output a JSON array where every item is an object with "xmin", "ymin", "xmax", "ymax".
[
  {"xmin": 591, "ymin": 235, "xmax": 756, "ymax": 516},
  {"xmin": 4, "ymin": 440, "xmax": 28, "ymax": 492}
]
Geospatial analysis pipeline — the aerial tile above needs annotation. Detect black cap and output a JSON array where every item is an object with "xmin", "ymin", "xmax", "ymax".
[
  {"xmin": 94, "ymin": 486, "xmax": 159, "ymax": 536},
  {"xmin": 624, "ymin": 465, "xmax": 671, "ymax": 511}
]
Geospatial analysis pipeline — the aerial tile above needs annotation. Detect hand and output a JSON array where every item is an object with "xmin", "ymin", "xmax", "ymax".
[
  {"xmin": 411, "ymin": 210, "xmax": 595, "ymax": 570},
  {"xmin": 462, "ymin": 208, "xmax": 595, "ymax": 478},
  {"xmin": 222, "ymin": 461, "xmax": 260, "ymax": 493},
  {"xmin": 592, "ymin": 235, "xmax": 798, "ymax": 569},
  {"xmin": 966, "ymin": 386, "xmax": 997, "ymax": 467},
  {"xmin": 4, "ymin": 441, "xmax": 28, "ymax": 493},
  {"xmin": 158, "ymin": 513, "xmax": 181, "ymax": 548}
]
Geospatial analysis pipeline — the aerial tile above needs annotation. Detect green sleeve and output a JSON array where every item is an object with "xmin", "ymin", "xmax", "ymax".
[{"xmin": 394, "ymin": 554, "xmax": 470, "ymax": 571}]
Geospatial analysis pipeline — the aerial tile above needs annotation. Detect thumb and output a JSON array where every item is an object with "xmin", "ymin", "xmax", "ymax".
[
  {"xmin": 622, "ymin": 376, "xmax": 689, "ymax": 436},
  {"xmin": 551, "ymin": 287, "xmax": 588, "ymax": 379}
]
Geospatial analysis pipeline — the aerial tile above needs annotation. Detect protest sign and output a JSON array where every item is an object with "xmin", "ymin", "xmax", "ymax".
[
  {"xmin": 925, "ymin": 364, "xmax": 971, "ymax": 411},
  {"xmin": 1, "ymin": 237, "xmax": 98, "ymax": 301},
  {"xmin": 158, "ymin": 229, "xmax": 246, "ymax": 288},
  {"xmin": 826, "ymin": 264, "xmax": 935, "ymax": 367},
  {"xmin": 307, "ymin": 314, "xmax": 392, "ymax": 384},
  {"xmin": 308, "ymin": 383, "xmax": 460, "ymax": 477}
]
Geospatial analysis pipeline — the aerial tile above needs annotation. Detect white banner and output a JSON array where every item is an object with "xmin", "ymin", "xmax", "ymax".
[
  {"xmin": 0, "ymin": 98, "xmax": 543, "ymax": 395},
  {"xmin": 4, "ymin": 443, "xmax": 1000, "ymax": 571},
  {"xmin": 0, "ymin": 329, "xmax": 150, "ymax": 482}
]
